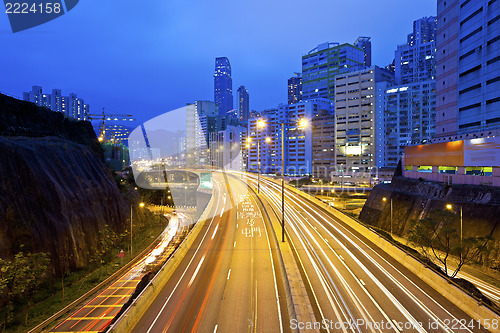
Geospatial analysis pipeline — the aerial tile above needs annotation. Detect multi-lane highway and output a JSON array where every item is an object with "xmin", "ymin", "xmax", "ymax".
[
  {"xmin": 249, "ymin": 174, "xmax": 491, "ymax": 333},
  {"xmin": 130, "ymin": 172, "xmax": 289, "ymax": 333}
]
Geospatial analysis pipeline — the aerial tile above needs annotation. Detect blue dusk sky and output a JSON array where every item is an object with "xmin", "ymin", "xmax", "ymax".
[{"xmin": 0, "ymin": 0, "xmax": 436, "ymax": 124}]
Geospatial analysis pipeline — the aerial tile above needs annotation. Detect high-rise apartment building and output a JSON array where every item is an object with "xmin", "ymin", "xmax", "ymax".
[
  {"xmin": 334, "ymin": 67, "xmax": 394, "ymax": 177},
  {"xmin": 209, "ymin": 125, "xmax": 247, "ymax": 171},
  {"xmin": 287, "ymin": 73, "xmax": 302, "ymax": 104},
  {"xmin": 247, "ymin": 99, "xmax": 333, "ymax": 176},
  {"xmin": 407, "ymin": 16, "xmax": 437, "ymax": 46},
  {"xmin": 381, "ymin": 81, "xmax": 436, "ymax": 168},
  {"xmin": 436, "ymin": 0, "xmax": 500, "ymax": 137},
  {"xmin": 237, "ymin": 86, "xmax": 249, "ymax": 123},
  {"xmin": 395, "ymin": 16, "xmax": 437, "ymax": 85},
  {"xmin": 185, "ymin": 100, "xmax": 218, "ymax": 166},
  {"xmin": 354, "ymin": 37, "xmax": 372, "ymax": 67},
  {"xmin": 302, "ymin": 40, "xmax": 366, "ymax": 101},
  {"xmin": 214, "ymin": 57, "xmax": 233, "ymax": 115},
  {"xmin": 23, "ymin": 86, "xmax": 89, "ymax": 120}
]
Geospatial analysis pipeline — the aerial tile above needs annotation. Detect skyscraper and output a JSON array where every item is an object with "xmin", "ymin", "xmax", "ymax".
[
  {"xmin": 301, "ymin": 40, "xmax": 367, "ymax": 101},
  {"xmin": 435, "ymin": 0, "xmax": 500, "ymax": 137},
  {"xmin": 395, "ymin": 16, "xmax": 437, "ymax": 85},
  {"xmin": 214, "ymin": 57, "xmax": 233, "ymax": 115},
  {"xmin": 287, "ymin": 73, "xmax": 302, "ymax": 104},
  {"xmin": 237, "ymin": 85, "xmax": 249, "ymax": 122}
]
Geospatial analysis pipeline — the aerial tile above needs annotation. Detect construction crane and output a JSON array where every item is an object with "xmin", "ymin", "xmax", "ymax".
[{"xmin": 87, "ymin": 108, "xmax": 135, "ymax": 142}]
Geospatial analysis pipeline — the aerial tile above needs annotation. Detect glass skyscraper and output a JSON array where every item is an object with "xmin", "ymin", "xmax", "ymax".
[{"xmin": 214, "ymin": 57, "xmax": 233, "ymax": 115}]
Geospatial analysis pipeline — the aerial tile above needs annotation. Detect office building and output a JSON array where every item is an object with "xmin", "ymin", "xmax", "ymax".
[
  {"xmin": 381, "ymin": 81, "xmax": 436, "ymax": 168},
  {"xmin": 237, "ymin": 86, "xmax": 249, "ymax": 123},
  {"xmin": 302, "ymin": 40, "xmax": 367, "ymax": 101},
  {"xmin": 247, "ymin": 99, "xmax": 334, "ymax": 176},
  {"xmin": 395, "ymin": 16, "xmax": 437, "ymax": 84},
  {"xmin": 435, "ymin": 0, "xmax": 500, "ymax": 137},
  {"xmin": 288, "ymin": 73, "xmax": 302, "ymax": 104},
  {"xmin": 334, "ymin": 67, "xmax": 394, "ymax": 180},
  {"xmin": 23, "ymin": 86, "xmax": 89, "ymax": 120},
  {"xmin": 214, "ymin": 57, "xmax": 233, "ymax": 115}
]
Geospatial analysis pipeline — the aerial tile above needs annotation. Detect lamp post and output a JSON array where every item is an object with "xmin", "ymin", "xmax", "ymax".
[
  {"xmin": 131, "ymin": 202, "xmax": 145, "ymax": 259},
  {"xmin": 280, "ymin": 118, "xmax": 308, "ymax": 242},
  {"xmin": 446, "ymin": 203, "xmax": 463, "ymax": 259},
  {"xmin": 256, "ymin": 119, "xmax": 266, "ymax": 194},
  {"xmin": 382, "ymin": 197, "xmax": 393, "ymax": 237}
]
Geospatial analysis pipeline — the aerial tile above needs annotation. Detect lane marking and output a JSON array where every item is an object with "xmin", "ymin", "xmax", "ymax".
[
  {"xmin": 220, "ymin": 207, "xmax": 224, "ymax": 217},
  {"xmin": 227, "ymin": 269, "xmax": 231, "ymax": 280},
  {"xmin": 360, "ymin": 279, "xmax": 366, "ymax": 286},
  {"xmin": 234, "ymin": 241, "xmax": 236, "ymax": 247},
  {"xmin": 236, "ymin": 223, "xmax": 238, "ymax": 228},
  {"xmin": 212, "ymin": 224, "xmax": 219, "ymax": 240},
  {"xmin": 392, "ymin": 320, "xmax": 402, "ymax": 332},
  {"xmin": 66, "ymin": 317, "xmax": 114, "ymax": 320},
  {"xmin": 213, "ymin": 324, "xmax": 219, "ymax": 333},
  {"xmin": 188, "ymin": 255, "xmax": 205, "ymax": 287}
]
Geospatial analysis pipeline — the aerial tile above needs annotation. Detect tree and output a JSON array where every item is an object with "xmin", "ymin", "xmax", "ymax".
[
  {"xmin": 0, "ymin": 252, "xmax": 50, "ymax": 327},
  {"xmin": 408, "ymin": 210, "xmax": 490, "ymax": 278}
]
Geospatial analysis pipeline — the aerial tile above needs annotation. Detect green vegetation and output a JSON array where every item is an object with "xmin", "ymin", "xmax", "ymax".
[
  {"xmin": 408, "ymin": 210, "xmax": 491, "ymax": 278},
  {"xmin": 2, "ymin": 210, "xmax": 166, "ymax": 333}
]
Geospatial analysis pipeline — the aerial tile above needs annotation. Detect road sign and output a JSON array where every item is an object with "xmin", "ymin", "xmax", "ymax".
[
  {"xmin": 200, "ymin": 172, "xmax": 213, "ymax": 189},
  {"xmin": 117, "ymin": 249, "xmax": 126, "ymax": 258}
]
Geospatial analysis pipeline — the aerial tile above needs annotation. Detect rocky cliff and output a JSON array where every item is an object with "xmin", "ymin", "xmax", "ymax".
[
  {"xmin": 360, "ymin": 176, "xmax": 500, "ymax": 268},
  {"xmin": 0, "ymin": 93, "xmax": 128, "ymax": 275}
]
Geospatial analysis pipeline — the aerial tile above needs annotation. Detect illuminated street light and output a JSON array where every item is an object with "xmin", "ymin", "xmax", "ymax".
[
  {"xmin": 383, "ymin": 197, "xmax": 393, "ymax": 238},
  {"xmin": 280, "ymin": 119, "xmax": 309, "ymax": 242},
  {"xmin": 131, "ymin": 202, "xmax": 145, "ymax": 259},
  {"xmin": 266, "ymin": 137, "xmax": 271, "ymax": 143},
  {"xmin": 257, "ymin": 119, "xmax": 266, "ymax": 128},
  {"xmin": 446, "ymin": 203, "xmax": 463, "ymax": 258}
]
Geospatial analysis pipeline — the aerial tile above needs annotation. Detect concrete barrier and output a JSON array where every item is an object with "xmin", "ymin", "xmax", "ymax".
[
  {"xmin": 109, "ymin": 188, "xmax": 217, "ymax": 333},
  {"xmin": 280, "ymin": 180, "xmax": 500, "ymax": 333}
]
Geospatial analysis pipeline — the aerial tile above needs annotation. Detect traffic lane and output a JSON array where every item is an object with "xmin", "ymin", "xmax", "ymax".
[
  {"xmin": 259, "ymin": 180, "xmax": 453, "ymax": 333},
  {"xmin": 282, "ymin": 182, "xmax": 489, "ymax": 333},
  {"xmin": 131, "ymin": 179, "xmax": 228, "ymax": 333},
  {"xmin": 214, "ymin": 177, "xmax": 287, "ymax": 333}
]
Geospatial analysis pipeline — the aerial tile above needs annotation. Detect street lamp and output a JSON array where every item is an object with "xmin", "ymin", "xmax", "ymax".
[
  {"xmin": 256, "ymin": 119, "xmax": 267, "ymax": 194},
  {"xmin": 383, "ymin": 197, "xmax": 393, "ymax": 237},
  {"xmin": 280, "ymin": 118, "xmax": 308, "ymax": 242},
  {"xmin": 446, "ymin": 203, "xmax": 463, "ymax": 259},
  {"xmin": 130, "ymin": 202, "xmax": 145, "ymax": 259}
]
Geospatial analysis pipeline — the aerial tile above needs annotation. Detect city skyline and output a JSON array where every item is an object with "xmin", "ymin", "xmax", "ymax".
[{"xmin": 0, "ymin": 0, "xmax": 436, "ymax": 124}]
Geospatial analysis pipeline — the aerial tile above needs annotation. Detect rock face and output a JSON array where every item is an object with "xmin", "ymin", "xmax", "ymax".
[
  {"xmin": 360, "ymin": 176, "xmax": 500, "ymax": 267},
  {"xmin": 0, "ymin": 93, "xmax": 128, "ymax": 275}
]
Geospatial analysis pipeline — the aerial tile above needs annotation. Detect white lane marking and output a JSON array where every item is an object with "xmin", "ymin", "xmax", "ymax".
[
  {"xmin": 234, "ymin": 241, "xmax": 236, "ymax": 247},
  {"xmin": 219, "ymin": 208, "xmax": 224, "ymax": 217},
  {"xmin": 392, "ymin": 320, "xmax": 402, "ymax": 332},
  {"xmin": 360, "ymin": 279, "xmax": 366, "ymax": 286},
  {"xmin": 339, "ymin": 255, "xmax": 344, "ymax": 261},
  {"xmin": 145, "ymin": 180, "xmax": 223, "ymax": 333},
  {"xmin": 213, "ymin": 324, "xmax": 218, "ymax": 333},
  {"xmin": 212, "ymin": 224, "xmax": 219, "ymax": 240},
  {"xmin": 188, "ymin": 255, "xmax": 205, "ymax": 287},
  {"xmin": 248, "ymin": 184, "xmax": 284, "ymax": 333},
  {"xmin": 236, "ymin": 223, "xmax": 238, "ymax": 228},
  {"xmin": 227, "ymin": 269, "xmax": 231, "ymax": 280}
]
